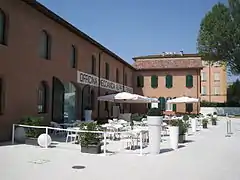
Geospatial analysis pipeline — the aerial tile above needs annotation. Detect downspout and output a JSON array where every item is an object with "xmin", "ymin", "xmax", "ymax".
[
  {"xmin": 97, "ymin": 51, "xmax": 103, "ymax": 121},
  {"xmin": 197, "ymin": 69, "xmax": 199, "ymax": 114}
]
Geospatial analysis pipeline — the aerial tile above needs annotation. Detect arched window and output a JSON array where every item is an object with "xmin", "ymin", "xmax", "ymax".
[
  {"xmin": 40, "ymin": 30, "xmax": 51, "ymax": 59},
  {"xmin": 91, "ymin": 55, "xmax": 96, "ymax": 75},
  {"xmin": 38, "ymin": 81, "xmax": 48, "ymax": 113},
  {"xmin": 151, "ymin": 75, "xmax": 158, "ymax": 88},
  {"xmin": 90, "ymin": 89, "xmax": 95, "ymax": 110},
  {"xmin": 116, "ymin": 68, "xmax": 119, "ymax": 83},
  {"xmin": 0, "ymin": 9, "xmax": 7, "ymax": 45},
  {"xmin": 71, "ymin": 45, "xmax": 77, "ymax": 68}
]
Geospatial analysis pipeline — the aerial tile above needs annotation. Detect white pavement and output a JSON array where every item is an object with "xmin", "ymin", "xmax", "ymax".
[{"xmin": 1, "ymin": 117, "xmax": 240, "ymax": 180}]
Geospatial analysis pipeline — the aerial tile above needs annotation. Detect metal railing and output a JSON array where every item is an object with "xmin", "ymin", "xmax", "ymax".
[{"xmin": 12, "ymin": 124, "xmax": 145, "ymax": 156}]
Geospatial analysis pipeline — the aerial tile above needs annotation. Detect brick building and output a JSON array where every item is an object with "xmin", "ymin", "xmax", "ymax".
[
  {"xmin": 0, "ymin": 0, "xmax": 134, "ymax": 140},
  {"xmin": 132, "ymin": 52, "xmax": 203, "ymax": 114}
]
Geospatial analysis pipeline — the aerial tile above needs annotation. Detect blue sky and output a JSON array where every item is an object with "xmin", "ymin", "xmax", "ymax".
[{"xmin": 38, "ymin": 0, "xmax": 238, "ymax": 81}]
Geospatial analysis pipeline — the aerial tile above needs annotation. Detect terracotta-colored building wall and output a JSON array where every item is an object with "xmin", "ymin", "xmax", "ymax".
[
  {"xmin": 200, "ymin": 61, "xmax": 227, "ymax": 103},
  {"xmin": 133, "ymin": 69, "xmax": 201, "ymax": 113},
  {"xmin": 0, "ymin": 0, "xmax": 133, "ymax": 140}
]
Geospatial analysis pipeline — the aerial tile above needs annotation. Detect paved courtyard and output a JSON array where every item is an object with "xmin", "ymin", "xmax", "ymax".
[{"xmin": 1, "ymin": 117, "xmax": 240, "ymax": 180}]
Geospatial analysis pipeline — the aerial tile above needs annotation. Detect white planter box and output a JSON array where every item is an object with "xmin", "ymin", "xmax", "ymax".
[
  {"xmin": 191, "ymin": 118, "xmax": 197, "ymax": 133},
  {"xmin": 84, "ymin": 110, "xmax": 92, "ymax": 121},
  {"xmin": 169, "ymin": 126, "xmax": 179, "ymax": 150},
  {"xmin": 147, "ymin": 116, "xmax": 163, "ymax": 154}
]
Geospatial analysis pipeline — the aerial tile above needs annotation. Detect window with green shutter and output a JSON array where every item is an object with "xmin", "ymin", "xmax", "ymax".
[
  {"xmin": 151, "ymin": 75, "xmax": 158, "ymax": 88},
  {"xmin": 158, "ymin": 97, "xmax": 165, "ymax": 111},
  {"xmin": 173, "ymin": 104, "xmax": 177, "ymax": 111},
  {"xmin": 105, "ymin": 63, "xmax": 109, "ymax": 79},
  {"xmin": 165, "ymin": 75, "xmax": 173, "ymax": 88},
  {"xmin": 186, "ymin": 75, "xmax": 193, "ymax": 88},
  {"xmin": 137, "ymin": 76, "xmax": 144, "ymax": 87}
]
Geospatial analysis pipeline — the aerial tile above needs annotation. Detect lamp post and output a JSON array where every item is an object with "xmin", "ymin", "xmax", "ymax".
[{"xmin": 97, "ymin": 51, "xmax": 104, "ymax": 121}]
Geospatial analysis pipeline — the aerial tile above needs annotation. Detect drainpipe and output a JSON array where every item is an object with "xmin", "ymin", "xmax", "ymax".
[
  {"xmin": 197, "ymin": 69, "xmax": 199, "ymax": 114},
  {"xmin": 209, "ymin": 62, "xmax": 211, "ymax": 102},
  {"xmin": 123, "ymin": 66, "xmax": 125, "ymax": 113},
  {"xmin": 97, "ymin": 51, "xmax": 103, "ymax": 121}
]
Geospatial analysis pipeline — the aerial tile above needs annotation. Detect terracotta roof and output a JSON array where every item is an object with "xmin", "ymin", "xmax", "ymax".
[
  {"xmin": 133, "ymin": 53, "xmax": 201, "ymax": 60},
  {"xmin": 133, "ymin": 59, "xmax": 203, "ymax": 70},
  {"xmin": 21, "ymin": 0, "xmax": 134, "ymax": 70}
]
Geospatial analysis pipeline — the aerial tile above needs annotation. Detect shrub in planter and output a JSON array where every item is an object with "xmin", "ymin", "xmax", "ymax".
[
  {"xmin": 211, "ymin": 117, "xmax": 217, "ymax": 125},
  {"xmin": 202, "ymin": 119, "xmax": 208, "ymax": 129},
  {"xmin": 178, "ymin": 120, "xmax": 188, "ymax": 143},
  {"xmin": 147, "ymin": 108, "xmax": 163, "ymax": 116},
  {"xmin": 20, "ymin": 116, "xmax": 45, "ymax": 138},
  {"xmin": 78, "ymin": 122, "xmax": 103, "ymax": 154},
  {"xmin": 146, "ymin": 108, "xmax": 163, "ymax": 154}
]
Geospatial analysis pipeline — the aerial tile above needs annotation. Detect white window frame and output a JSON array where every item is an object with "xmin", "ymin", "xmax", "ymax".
[
  {"xmin": 214, "ymin": 86, "xmax": 220, "ymax": 95},
  {"xmin": 165, "ymin": 97, "xmax": 173, "ymax": 111},
  {"xmin": 214, "ymin": 72, "xmax": 220, "ymax": 81},
  {"xmin": 201, "ymin": 72, "xmax": 207, "ymax": 81},
  {"xmin": 201, "ymin": 86, "xmax": 207, "ymax": 95}
]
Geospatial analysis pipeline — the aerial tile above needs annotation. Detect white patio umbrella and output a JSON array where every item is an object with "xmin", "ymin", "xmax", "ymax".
[
  {"xmin": 97, "ymin": 92, "xmax": 159, "ymax": 103},
  {"xmin": 167, "ymin": 96, "xmax": 199, "ymax": 104}
]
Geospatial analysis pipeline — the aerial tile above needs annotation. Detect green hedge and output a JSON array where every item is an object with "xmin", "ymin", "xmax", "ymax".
[{"xmin": 200, "ymin": 101, "xmax": 240, "ymax": 107}]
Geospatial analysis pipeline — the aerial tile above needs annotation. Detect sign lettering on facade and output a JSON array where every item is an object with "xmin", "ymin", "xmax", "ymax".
[{"xmin": 77, "ymin": 71, "xmax": 133, "ymax": 93}]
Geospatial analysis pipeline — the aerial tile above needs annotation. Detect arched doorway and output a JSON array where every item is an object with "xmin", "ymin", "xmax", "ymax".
[
  {"xmin": 52, "ymin": 77, "xmax": 64, "ymax": 123},
  {"xmin": 64, "ymin": 82, "xmax": 77, "ymax": 123},
  {"xmin": 81, "ymin": 84, "xmax": 91, "ymax": 120}
]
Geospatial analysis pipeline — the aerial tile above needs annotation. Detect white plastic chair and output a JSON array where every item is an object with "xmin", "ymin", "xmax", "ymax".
[{"xmin": 66, "ymin": 127, "xmax": 79, "ymax": 143}]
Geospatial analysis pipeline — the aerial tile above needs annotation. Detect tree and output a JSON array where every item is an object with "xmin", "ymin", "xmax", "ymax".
[
  {"xmin": 227, "ymin": 79, "xmax": 240, "ymax": 103},
  {"xmin": 197, "ymin": 0, "xmax": 240, "ymax": 74}
]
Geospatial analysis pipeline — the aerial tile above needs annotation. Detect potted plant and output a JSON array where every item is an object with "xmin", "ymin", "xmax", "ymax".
[
  {"xmin": 84, "ymin": 106, "xmax": 92, "ymax": 121},
  {"xmin": 202, "ymin": 119, "xmax": 208, "ymax": 129},
  {"xmin": 78, "ymin": 122, "xmax": 103, "ymax": 154},
  {"xmin": 211, "ymin": 117, "xmax": 217, "ymax": 125},
  {"xmin": 147, "ymin": 108, "xmax": 163, "ymax": 154},
  {"xmin": 182, "ymin": 115, "xmax": 190, "ymax": 135},
  {"xmin": 213, "ymin": 112, "xmax": 218, "ymax": 119},
  {"xmin": 169, "ymin": 119, "xmax": 179, "ymax": 150},
  {"xmin": 178, "ymin": 120, "xmax": 188, "ymax": 143},
  {"xmin": 17, "ymin": 116, "xmax": 45, "ymax": 145}
]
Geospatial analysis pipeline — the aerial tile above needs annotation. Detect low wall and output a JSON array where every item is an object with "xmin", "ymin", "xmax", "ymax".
[{"xmin": 200, "ymin": 107, "xmax": 240, "ymax": 116}]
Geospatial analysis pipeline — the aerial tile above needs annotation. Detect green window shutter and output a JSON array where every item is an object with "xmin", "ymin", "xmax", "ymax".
[
  {"xmin": 173, "ymin": 104, "xmax": 177, "ymax": 111},
  {"xmin": 158, "ymin": 97, "xmax": 166, "ymax": 111},
  {"xmin": 166, "ymin": 75, "xmax": 173, "ymax": 88},
  {"xmin": 151, "ymin": 75, "xmax": 158, "ymax": 88},
  {"xmin": 186, "ymin": 75, "xmax": 193, "ymax": 88}
]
